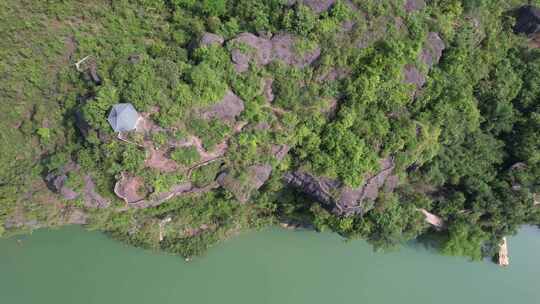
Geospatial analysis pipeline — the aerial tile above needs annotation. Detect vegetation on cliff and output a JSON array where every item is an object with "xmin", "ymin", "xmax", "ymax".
[{"xmin": 1, "ymin": 0, "xmax": 540, "ymax": 261}]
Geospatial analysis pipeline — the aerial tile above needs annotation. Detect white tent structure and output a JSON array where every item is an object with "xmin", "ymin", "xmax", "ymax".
[{"xmin": 108, "ymin": 103, "xmax": 139, "ymax": 132}]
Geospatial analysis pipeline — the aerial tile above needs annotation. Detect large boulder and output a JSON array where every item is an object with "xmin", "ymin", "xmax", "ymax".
[
  {"xmin": 403, "ymin": 32, "xmax": 445, "ymax": 91},
  {"xmin": 403, "ymin": 64, "xmax": 426, "ymax": 88},
  {"xmin": 228, "ymin": 32, "xmax": 321, "ymax": 73},
  {"xmin": 45, "ymin": 173, "xmax": 80, "ymax": 200},
  {"xmin": 66, "ymin": 209, "xmax": 88, "ymax": 225},
  {"xmin": 201, "ymin": 90, "xmax": 245, "ymax": 121},
  {"xmin": 286, "ymin": 0, "xmax": 336, "ymax": 14},
  {"xmin": 199, "ymin": 32, "xmax": 224, "ymax": 47},
  {"xmin": 229, "ymin": 33, "xmax": 273, "ymax": 72},
  {"xmin": 271, "ymin": 144, "xmax": 290, "ymax": 161},
  {"xmin": 217, "ymin": 164, "xmax": 273, "ymax": 203},
  {"xmin": 301, "ymin": 0, "xmax": 336, "ymax": 14},
  {"xmin": 45, "ymin": 162, "xmax": 81, "ymax": 200},
  {"xmin": 515, "ymin": 5, "xmax": 540, "ymax": 35},
  {"xmin": 45, "ymin": 162, "xmax": 110, "ymax": 208},
  {"xmin": 283, "ymin": 171, "xmax": 339, "ymax": 207},
  {"xmin": 271, "ymin": 33, "xmax": 321, "ymax": 68},
  {"xmin": 263, "ymin": 78, "xmax": 274, "ymax": 102},
  {"xmin": 420, "ymin": 32, "xmax": 445, "ymax": 68},
  {"xmin": 404, "ymin": 0, "xmax": 426, "ymax": 13}
]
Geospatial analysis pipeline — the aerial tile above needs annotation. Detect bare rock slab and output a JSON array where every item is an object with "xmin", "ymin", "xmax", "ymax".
[
  {"xmin": 200, "ymin": 32, "xmax": 224, "ymax": 47},
  {"xmin": 201, "ymin": 90, "xmax": 245, "ymax": 121},
  {"xmin": 228, "ymin": 32, "xmax": 321, "ymax": 73},
  {"xmin": 404, "ymin": 0, "xmax": 426, "ymax": 13}
]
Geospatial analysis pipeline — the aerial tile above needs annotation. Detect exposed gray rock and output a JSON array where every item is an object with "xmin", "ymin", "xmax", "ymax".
[
  {"xmin": 356, "ymin": 16, "xmax": 391, "ymax": 49},
  {"xmin": 336, "ymin": 157, "xmax": 394, "ymax": 216},
  {"xmin": 300, "ymin": 0, "xmax": 337, "ymax": 14},
  {"xmin": 284, "ymin": 158, "xmax": 396, "ymax": 216},
  {"xmin": 404, "ymin": 0, "xmax": 426, "ymax": 13},
  {"xmin": 384, "ymin": 174, "xmax": 399, "ymax": 193},
  {"xmin": 228, "ymin": 32, "xmax": 321, "ymax": 73},
  {"xmin": 271, "ymin": 144, "xmax": 290, "ymax": 161},
  {"xmin": 3, "ymin": 212, "xmax": 43, "ymax": 229},
  {"xmin": 250, "ymin": 164, "xmax": 273, "ymax": 190},
  {"xmin": 272, "ymin": 33, "xmax": 321, "ymax": 68},
  {"xmin": 229, "ymin": 33, "xmax": 273, "ymax": 73},
  {"xmin": 315, "ymin": 67, "xmax": 351, "ymax": 82},
  {"xmin": 66, "ymin": 209, "xmax": 88, "ymax": 225},
  {"xmin": 217, "ymin": 164, "xmax": 273, "ymax": 203},
  {"xmin": 321, "ymin": 98, "xmax": 338, "ymax": 118},
  {"xmin": 402, "ymin": 32, "xmax": 445, "ymax": 93},
  {"xmin": 283, "ymin": 171, "xmax": 339, "ymax": 207},
  {"xmin": 45, "ymin": 162, "xmax": 110, "ymax": 208},
  {"xmin": 420, "ymin": 32, "xmax": 445, "ymax": 68},
  {"xmin": 403, "ymin": 64, "xmax": 426, "ymax": 88},
  {"xmin": 341, "ymin": 20, "xmax": 356, "ymax": 32},
  {"xmin": 263, "ymin": 78, "xmax": 274, "ymax": 102},
  {"xmin": 201, "ymin": 90, "xmax": 245, "ymax": 121},
  {"xmin": 45, "ymin": 173, "xmax": 79, "ymax": 200},
  {"xmin": 200, "ymin": 32, "xmax": 224, "ymax": 47},
  {"xmin": 83, "ymin": 175, "xmax": 110, "ymax": 208}
]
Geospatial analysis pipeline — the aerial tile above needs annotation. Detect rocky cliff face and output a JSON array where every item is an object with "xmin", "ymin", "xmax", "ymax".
[
  {"xmin": 403, "ymin": 32, "xmax": 445, "ymax": 92},
  {"xmin": 45, "ymin": 162, "xmax": 110, "ymax": 208},
  {"xmin": 284, "ymin": 158, "xmax": 397, "ymax": 216}
]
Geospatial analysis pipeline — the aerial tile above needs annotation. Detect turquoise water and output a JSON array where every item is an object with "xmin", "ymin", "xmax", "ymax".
[{"xmin": 1, "ymin": 225, "xmax": 539, "ymax": 304}]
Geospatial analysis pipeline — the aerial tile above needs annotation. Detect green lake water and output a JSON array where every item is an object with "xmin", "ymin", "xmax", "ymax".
[{"xmin": 1, "ymin": 226, "xmax": 539, "ymax": 304}]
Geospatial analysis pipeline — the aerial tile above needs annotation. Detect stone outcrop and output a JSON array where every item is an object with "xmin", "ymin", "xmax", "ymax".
[
  {"xmin": 284, "ymin": 158, "xmax": 396, "ymax": 216},
  {"xmin": 201, "ymin": 90, "xmax": 245, "ymax": 121},
  {"xmin": 403, "ymin": 64, "xmax": 426, "ymax": 88},
  {"xmin": 45, "ymin": 162, "xmax": 110, "ymax": 208},
  {"xmin": 272, "ymin": 33, "xmax": 321, "ymax": 67},
  {"xmin": 315, "ymin": 67, "xmax": 351, "ymax": 83},
  {"xmin": 45, "ymin": 173, "xmax": 79, "ymax": 200},
  {"xmin": 300, "ymin": 0, "xmax": 336, "ymax": 13},
  {"xmin": 271, "ymin": 144, "xmax": 290, "ymax": 161},
  {"xmin": 199, "ymin": 32, "xmax": 224, "ymax": 47},
  {"xmin": 82, "ymin": 175, "xmax": 110, "ymax": 208},
  {"xmin": 287, "ymin": 0, "xmax": 359, "ymax": 14},
  {"xmin": 66, "ymin": 209, "xmax": 88, "ymax": 225},
  {"xmin": 403, "ymin": 32, "xmax": 445, "ymax": 91},
  {"xmin": 404, "ymin": 0, "xmax": 426, "ymax": 13},
  {"xmin": 420, "ymin": 32, "xmax": 445, "ymax": 68},
  {"xmin": 217, "ymin": 164, "xmax": 273, "ymax": 203},
  {"xmin": 263, "ymin": 78, "xmax": 274, "ymax": 102},
  {"xmin": 284, "ymin": 171, "xmax": 338, "ymax": 206},
  {"xmin": 228, "ymin": 32, "xmax": 321, "ymax": 73},
  {"xmin": 4, "ymin": 215, "xmax": 42, "ymax": 230}
]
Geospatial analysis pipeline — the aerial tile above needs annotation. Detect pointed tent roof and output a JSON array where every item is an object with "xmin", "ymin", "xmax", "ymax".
[{"xmin": 108, "ymin": 103, "xmax": 139, "ymax": 132}]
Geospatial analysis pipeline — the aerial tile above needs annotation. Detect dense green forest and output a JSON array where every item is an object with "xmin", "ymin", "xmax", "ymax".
[{"xmin": 1, "ymin": 0, "xmax": 539, "ymax": 261}]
